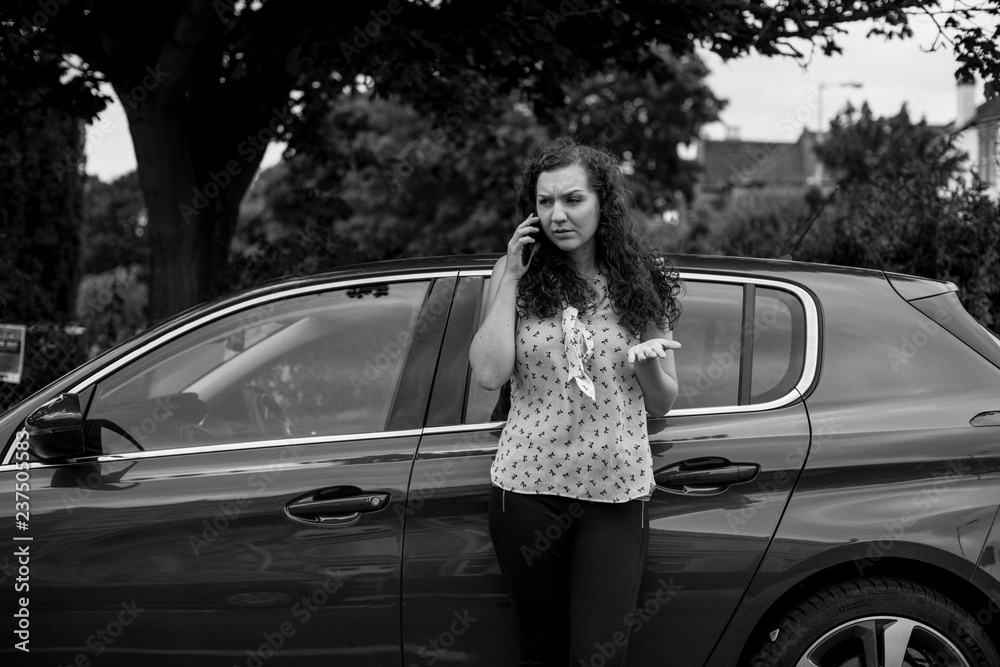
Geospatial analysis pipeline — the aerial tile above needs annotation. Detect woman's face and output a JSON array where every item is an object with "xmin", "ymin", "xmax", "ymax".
[{"xmin": 534, "ymin": 163, "xmax": 600, "ymax": 260}]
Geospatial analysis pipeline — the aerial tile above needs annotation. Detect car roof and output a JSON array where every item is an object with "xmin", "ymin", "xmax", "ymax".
[
  {"xmin": 113, "ymin": 252, "xmax": 956, "ymax": 360},
  {"xmin": 220, "ymin": 252, "xmax": 950, "ymax": 308}
]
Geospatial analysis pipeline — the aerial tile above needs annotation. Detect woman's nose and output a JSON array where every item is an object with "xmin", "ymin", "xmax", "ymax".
[{"xmin": 551, "ymin": 203, "xmax": 567, "ymax": 222}]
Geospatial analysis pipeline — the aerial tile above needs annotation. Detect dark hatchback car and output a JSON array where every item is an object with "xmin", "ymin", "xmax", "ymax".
[{"xmin": 3, "ymin": 254, "xmax": 1000, "ymax": 667}]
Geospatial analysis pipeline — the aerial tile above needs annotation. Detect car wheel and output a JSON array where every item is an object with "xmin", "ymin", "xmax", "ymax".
[{"xmin": 750, "ymin": 577, "xmax": 1000, "ymax": 667}]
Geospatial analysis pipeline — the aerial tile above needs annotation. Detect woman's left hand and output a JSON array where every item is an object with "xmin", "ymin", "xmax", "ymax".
[{"xmin": 627, "ymin": 338, "xmax": 681, "ymax": 365}]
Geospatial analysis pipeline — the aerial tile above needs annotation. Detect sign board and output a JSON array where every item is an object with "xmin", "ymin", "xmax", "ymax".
[{"xmin": 0, "ymin": 324, "xmax": 26, "ymax": 384}]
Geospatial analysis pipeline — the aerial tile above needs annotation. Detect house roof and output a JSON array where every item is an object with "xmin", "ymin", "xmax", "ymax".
[
  {"xmin": 971, "ymin": 96, "xmax": 1000, "ymax": 126},
  {"xmin": 698, "ymin": 130, "xmax": 821, "ymax": 192}
]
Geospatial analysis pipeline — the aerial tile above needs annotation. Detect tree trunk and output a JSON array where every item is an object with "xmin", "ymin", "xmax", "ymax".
[
  {"xmin": 126, "ymin": 107, "xmax": 200, "ymax": 324},
  {"xmin": 124, "ymin": 101, "xmax": 267, "ymax": 325}
]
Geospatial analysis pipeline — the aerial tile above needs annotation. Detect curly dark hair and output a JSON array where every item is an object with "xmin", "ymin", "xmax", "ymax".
[{"xmin": 515, "ymin": 136, "xmax": 682, "ymax": 339}]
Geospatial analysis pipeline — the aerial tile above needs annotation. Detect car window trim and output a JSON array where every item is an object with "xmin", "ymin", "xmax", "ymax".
[
  {"xmin": 387, "ymin": 277, "xmax": 456, "ymax": 430},
  {"xmin": 0, "ymin": 273, "xmax": 454, "ymax": 467},
  {"xmin": 738, "ymin": 282, "xmax": 757, "ymax": 405},
  {"xmin": 3, "ymin": 428, "xmax": 425, "ymax": 469},
  {"xmin": 457, "ymin": 269, "xmax": 820, "ymax": 418},
  {"xmin": 65, "ymin": 271, "xmax": 456, "ymax": 398}
]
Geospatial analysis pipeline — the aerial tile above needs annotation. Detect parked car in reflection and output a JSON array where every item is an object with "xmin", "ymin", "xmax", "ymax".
[{"xmin": 3, "ymin": 253, "xmax": 1000, "ymax": 666}]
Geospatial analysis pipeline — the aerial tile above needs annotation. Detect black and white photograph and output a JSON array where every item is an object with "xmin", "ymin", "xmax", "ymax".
[{"xmin": 1, "ymin": 1, "xmax": 1000, "ymax": 665}]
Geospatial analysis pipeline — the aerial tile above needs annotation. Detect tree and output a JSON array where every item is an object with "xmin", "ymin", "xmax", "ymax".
[
  {"xmin": 0, "ymin": 40, "xmax": 89, "ymax": 323},
  {"xmin": 75, "ymin": 172, "xmax": 150, "ymax": 355},
  {"xmin": 810, "ymin": 103, "xmax": 1000, "ymax": 326},
  {"xmin": 691, "ymin": 188, "xmax": 822, "ymax": 258},
  {"xmin": 3, "ymin": 0, "xmax": 998, "ymax": 323},
  {"xmin": 552, "ymin": 46, "xmax": 723, "ymax": 214},
  {"xmin": 229, "ymin": 47, "xmax": 721, "ymax": 288},
  {"xmin": 82, "ymin": 172, "xmax": 148, "ymax": 275},
  {"xmin": 228, "ymin": 89, "xmax": 545, "ymax": 291}
]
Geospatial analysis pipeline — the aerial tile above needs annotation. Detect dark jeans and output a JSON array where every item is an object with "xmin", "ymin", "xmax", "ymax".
[{"xmin": 488, "ymin": 486, "xmax": 649, "ymax": 667}]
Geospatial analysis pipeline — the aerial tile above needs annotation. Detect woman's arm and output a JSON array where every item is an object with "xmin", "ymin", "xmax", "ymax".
[
  {"xmin": 469, "ymin": 216, "xmax": 539, "ymax": 390},
  {"xmin": 628, "ymin": 324, "xmax": 681, "ymax": 418},
  {"xmin": 469, "ymin": 256, "xmax": 519, "ymax": 389}
]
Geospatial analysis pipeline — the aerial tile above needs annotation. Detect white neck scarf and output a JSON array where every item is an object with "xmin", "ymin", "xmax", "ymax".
[{"xmin": 561, "ymin": 306, "xmax": 596, "ymax": 402}]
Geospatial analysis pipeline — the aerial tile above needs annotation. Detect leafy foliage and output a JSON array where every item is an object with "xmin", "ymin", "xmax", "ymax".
[
  {"xmin": 228, "ymin": 50, "xmax": 720, "ymax": 290},
  {"xmin": 0, "ymin": 49, "xmax": 86, "ymax": 323},
  {"xmin": 698, "ymin": 103, "xmax": 1000, "ymax": 327},
  {"xmin": 82, "ymin": 173, "xmax": 149, "ymax": 274},
  {"xmin": 690, "ymin": 189, "xmax": 821, "ymax": 258},
  {"xmin": 5, "ymin": 0, "xmax": 998, "ymax": 323},
  {"xmin": 551, "ymin": 46, "xmax": 723, "ymax": 210},
  {"xmin": 813, "ymin": 104, "xmax": 1000, "ymax": 325},
  {"xmin": 75, "ymin": 265, "xmax": 148, "ymax": 356},
  {"xmin": 228, "ymin": 91, "xmax": 544, "ymax": 290}
]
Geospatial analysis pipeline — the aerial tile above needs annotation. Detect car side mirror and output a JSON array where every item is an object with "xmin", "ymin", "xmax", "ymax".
[{"xmin": 25, "ymin": 393, "xmax": 85, "ymax": 460}]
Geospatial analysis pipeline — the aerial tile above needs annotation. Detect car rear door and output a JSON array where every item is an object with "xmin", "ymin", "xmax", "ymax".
[
  {"xmin": 0, "ymin": 272, "xmax": 455, "ymax": 666},
  {"xmin": 400, "ymin": 269, "xmax": 817, "ymax": 666}
]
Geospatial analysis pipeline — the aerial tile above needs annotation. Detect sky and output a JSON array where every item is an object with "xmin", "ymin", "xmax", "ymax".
[
  {"xmin": 83, "ymin": 14, "xmax": 989, "ymax": 182},
  {"xmin": 697, "ymin": 15, "xmax": 987, "ymax": 145}
]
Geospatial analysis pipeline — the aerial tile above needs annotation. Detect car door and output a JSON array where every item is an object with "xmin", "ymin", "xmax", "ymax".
[
  {"xmin": 0, "ymin": 273, "xmax": 455, "ymax": 666},
  {"xmin": 400, "ymin": 269, "xmax": 817, "ymax": 666}
]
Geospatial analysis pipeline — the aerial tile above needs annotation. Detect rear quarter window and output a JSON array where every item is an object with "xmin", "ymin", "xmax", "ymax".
[{"xmin": 909, "ymin": 292, "xmax": 1000, "ymax": 370}]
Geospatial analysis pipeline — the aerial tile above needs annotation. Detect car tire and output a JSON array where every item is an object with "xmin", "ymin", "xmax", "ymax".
[{"xmin": 750, "ymin": 577, "xmax": 1000, "ymax": 667}]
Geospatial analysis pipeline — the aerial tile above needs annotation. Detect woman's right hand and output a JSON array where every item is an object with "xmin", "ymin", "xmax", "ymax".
[{"xmin": 505, "ymin": 214, "xmax": 540, "ymax": 278}]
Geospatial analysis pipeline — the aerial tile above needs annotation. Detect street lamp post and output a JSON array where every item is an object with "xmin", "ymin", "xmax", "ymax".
[{"xmin": 815, "ymin": 81, "xmax": 863, "ymax": 186}]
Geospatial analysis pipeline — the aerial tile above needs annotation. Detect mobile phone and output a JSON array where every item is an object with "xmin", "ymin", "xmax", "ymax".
[{"xmin": 522, "ymin": 215, "xmax": 537, "ymax": 265}]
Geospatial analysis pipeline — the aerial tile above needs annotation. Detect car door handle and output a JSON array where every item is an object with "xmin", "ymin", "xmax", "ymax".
[
  {"xmin": 655, "ymin": 457, "xmax": 760, "ymax": 494},
  {"xmin": 970, "ymin": 411, "xmax": 1000, "ymax": 427},
  {"xmin": 285, "ymin": 488, "xmax": 390, "ymax": 525}
]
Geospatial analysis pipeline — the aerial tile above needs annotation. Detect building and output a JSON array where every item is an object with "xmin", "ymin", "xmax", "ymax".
[
  {"xmin": 694, "ymin": 129, "xmax": 832, "ymax": 206},
  {"xmin": 970, "ymin": 96, "xmax": 1000, "ymax": 196},
  {"xmin": 696, "ymin": 81, "xmax": 999, "ymax": 205},
  {"xmin": 952, "ymin": 78, "xmax": 999, "ymax": 199}
]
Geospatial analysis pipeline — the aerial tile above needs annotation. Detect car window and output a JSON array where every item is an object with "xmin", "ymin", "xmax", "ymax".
[
  {"xmin": 461, "ymin": 277, "xmax": 807, "ymax": 420},
  {"xmin": 909, "ymin": 291, "xmax": 1000, "ymax": 370},
  {"xmin": 673, "ymin": 281, "xmax": 744, "ymax": 410},
  {"xmin": 751, "ymin": 287, "xmax": 806, "ymax": 404},
  {"xmin": 84, "ymin": 281, "xmax": 430, "ymax": 452},
  {"xmin": 466, "ymin": 278, "xmax": 748, "ymax": 421}
]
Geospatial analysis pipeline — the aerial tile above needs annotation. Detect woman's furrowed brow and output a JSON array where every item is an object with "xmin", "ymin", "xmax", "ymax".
[{"xmin": 537, "ymin": 188, "xmax": 586, "ymax": 198}]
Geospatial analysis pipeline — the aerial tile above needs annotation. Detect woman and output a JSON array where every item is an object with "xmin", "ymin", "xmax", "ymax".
[{"xmin": 469, "ymin": 136, "xmax": 682, "ymax": 666}]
